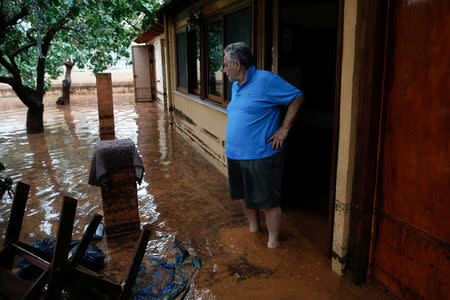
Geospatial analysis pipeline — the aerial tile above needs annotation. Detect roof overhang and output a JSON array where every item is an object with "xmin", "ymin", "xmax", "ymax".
[
  {"xmin": 134, "ymin": 22, "xmax": 165, "ymax": 44},
  {"xmin": 134, "ymin": 0, "xmax": 200, "ymax": 43},
  {"xmin": 157, "ymin": 0, "xmax": 198, "ymax": 18}
]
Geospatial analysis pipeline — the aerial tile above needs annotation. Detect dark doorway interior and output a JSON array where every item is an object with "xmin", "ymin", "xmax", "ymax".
[{"xmin": 278, "ymin": 0, "xmax": 338, "ymax": 253}]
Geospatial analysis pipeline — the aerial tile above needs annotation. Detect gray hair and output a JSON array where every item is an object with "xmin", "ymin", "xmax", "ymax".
[{"xmin": 224, "ymin": 42, "xmax": 254, "ymax": 68}]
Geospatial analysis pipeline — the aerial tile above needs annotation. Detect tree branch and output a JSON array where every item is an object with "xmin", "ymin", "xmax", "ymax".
[
  {"xmin": 9, "ymin": 41, "xmax": 38, "ymax": 58},
  {"xmin": 7, "ymin": 53, "xmax": 21, "ymax": 77},
  {"xmin": 60, "ymin": 26, "xmax": 83, "ymax": 31},
  {"xmin": 0, "ymin": 53, "xmax": 22, "ymax": 88},
  {"xmin": 123, "ymin": 18, "xmax": 140, "ymax": 32},
  {"xmin": 0, "ymin": 76, "xmax": 36, "ymax": 112},
  {"xmin": 5, "ymin": 6, "xmax": 28, "ymax": 27},
  {"xmin": 0, "ymin": 76, "xmax": 14, "ymax": 85},
  {"xmin": 0, "ymin": 52, "xmax": 16, "ymax": 75},
  {"xmin": 36, "ymin": 11, "xmax": 74, "ymax": 94}
]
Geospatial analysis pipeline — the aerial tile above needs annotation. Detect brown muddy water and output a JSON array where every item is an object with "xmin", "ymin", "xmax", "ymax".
[{"xmin": 0, "ymin": 93, "xmax": 391, "ymax": 299}]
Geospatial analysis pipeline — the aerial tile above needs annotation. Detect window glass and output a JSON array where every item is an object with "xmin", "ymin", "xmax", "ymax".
[
  {"xmin": 224, "ymin": 7, "xmax": 252, "ymax": 101},
  {"xmin": 207, "ymin": 21, "xmax": 223, "ymax": 98},
  {"xmin": 191, "ymin": 29, "xmax": 201, "ymax": 91},
  {"xmin": 176, "ymin": 30, "xmax": 187, "ymax": 88}
]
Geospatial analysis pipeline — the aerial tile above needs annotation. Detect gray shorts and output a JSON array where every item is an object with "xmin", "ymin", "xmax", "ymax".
[{"xmin": 227, "ymin": 151, "xmax": 285, "ymax": 209}]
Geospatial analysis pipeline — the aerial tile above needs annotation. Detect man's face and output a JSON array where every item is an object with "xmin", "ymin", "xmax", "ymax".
[{"xmin": 223, "ymin": 55, "xmax": 239, "ymax": 82}]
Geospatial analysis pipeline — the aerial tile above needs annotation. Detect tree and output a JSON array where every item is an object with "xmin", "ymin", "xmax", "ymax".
[
  {"xmin": 0, "ymin": 0, "xmax": 159, "ymax": 133},
  {"xmin": 56, "ymin": 58, "xmax": 75, "ymax": 105}
]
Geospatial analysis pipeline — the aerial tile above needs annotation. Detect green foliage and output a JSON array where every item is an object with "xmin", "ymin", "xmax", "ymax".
[
  {"xmin": 0, "ymin": 162, "xmax": 14, "ymax": 199},
  {"xmin": 1, "ymin": 0, "xmax": 160, "ymax": 90}
]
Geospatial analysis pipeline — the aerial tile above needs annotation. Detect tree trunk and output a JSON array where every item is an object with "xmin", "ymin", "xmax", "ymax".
[
  {"xmin": 11, "ymin": 84, "xmax": 45, "ymax": 134},
  {"xmin": 26, "ymin": 105, "xmax": 44, "ymax": 133},
  {"xmin": 56, "ymin": 60, "xmax": 76, "ymax": 105}
]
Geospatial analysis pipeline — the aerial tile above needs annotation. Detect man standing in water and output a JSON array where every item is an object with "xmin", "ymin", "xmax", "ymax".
[{"xmin": 224, "ymin": 42, "xmax": 304, "ymax": 248}]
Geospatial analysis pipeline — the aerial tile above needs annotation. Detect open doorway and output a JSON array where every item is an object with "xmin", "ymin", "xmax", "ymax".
[{"xmin": 277, "ymin": 0, "xmax": 339, "ymax": 254}]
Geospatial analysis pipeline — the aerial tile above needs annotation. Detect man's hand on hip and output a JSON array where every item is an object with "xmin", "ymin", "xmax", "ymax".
[
  {"xmin": 267, "ymin": 127, "xmax": 289, "ymax": 150},
  {"xmin": 267, "ymin": 95, "xmax": 304, "ymax": 150}
]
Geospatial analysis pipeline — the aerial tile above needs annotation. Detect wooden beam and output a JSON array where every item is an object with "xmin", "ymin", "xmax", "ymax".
[
  {"xmin": 271, "ymin": 0, "xmax": 279, "ymax": 74},
  {"xmin": 121, "ymin": 224, "xmax": 152, "ymax": 299},
  {"xmin": 327, "ymin": 0, "xmax": 345, "ymax": 258},
  {"xmin": 346, "ymin": 0, "xmax": 389, "ymax": 284}
]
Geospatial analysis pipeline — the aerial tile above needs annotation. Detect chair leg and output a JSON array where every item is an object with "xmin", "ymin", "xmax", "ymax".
[
  {"xmin": 3, "ymin": 182, "xmax": 29, "ymax": 269},
  {"xmin": 4, "ymin": 182, "xmax": 30, "ymax": 246},
  {"xmin": 23, "ymin": 269, "xmax": 49, "ymax": 300},
  {"xmin": 45, "ymin": 196, "xmax": 78, "ymax": 300},
  {"xmin": 120, "ymin": 224, "xmax": 152, "ymax": 300},
  {"xmin": 69, "ymin": 213, "xmax": 103, "ymax": 268}
]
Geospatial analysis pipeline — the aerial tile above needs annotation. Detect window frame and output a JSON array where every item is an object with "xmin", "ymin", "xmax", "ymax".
[
  {"xmin": 205, "ymin": 14, "xmax": 225, "ymax": 105},
  {"xmin": 174, "ymin": 0, "xmax": 254, "ymax": 108}
]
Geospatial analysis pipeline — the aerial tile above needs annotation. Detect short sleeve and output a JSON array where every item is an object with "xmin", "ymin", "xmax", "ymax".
[{"xmin": 266, "ymin": 75, "xmax": 303, "ymax": 106}]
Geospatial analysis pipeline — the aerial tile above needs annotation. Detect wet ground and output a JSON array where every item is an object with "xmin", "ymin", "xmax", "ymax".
[{"xmin": 0, "ymin": 93, "xmax": 391, "ymax": 299}]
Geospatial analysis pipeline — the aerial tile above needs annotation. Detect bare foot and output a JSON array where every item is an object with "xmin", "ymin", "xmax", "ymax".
[{"xmin": 267, "ymin": 239, "xmax": 280, "ymax": 248}]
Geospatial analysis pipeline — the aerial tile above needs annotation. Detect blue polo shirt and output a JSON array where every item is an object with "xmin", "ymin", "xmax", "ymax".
[{"xmin": 226, "ymin": 65, "xmax": 303, "ymax": 160}]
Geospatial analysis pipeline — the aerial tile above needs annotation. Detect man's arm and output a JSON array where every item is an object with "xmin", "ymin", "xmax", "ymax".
[{"xmin": 267, "ymin": 94, "xmax": 304, "ymax": 150}]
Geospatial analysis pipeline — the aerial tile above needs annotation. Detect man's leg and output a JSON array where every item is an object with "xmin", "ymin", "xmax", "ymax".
[
  {"xmin": 241, "ymin": 199, "xmax": 260, "ymax": 232},
  {"xmin": 263, "ymin": 206, "xmax": 282, "ymax": 248}
]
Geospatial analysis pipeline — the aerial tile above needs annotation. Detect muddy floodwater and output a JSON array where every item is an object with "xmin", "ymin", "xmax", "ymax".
[{"xmin": 0, "ymin": 93, "xmax": 391, "ymax": 299}]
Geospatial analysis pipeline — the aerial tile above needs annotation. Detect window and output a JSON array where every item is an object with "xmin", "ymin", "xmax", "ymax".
[
  {"xmin": 224, "ymin": 6, "xmax": 252, "ymax": 102},
  {"xmin": 207, "ymin": 21, "xmax": 223, "ymax": 102},
  {"xmin": 176, "ymin": 28, "xmax": 187, "ymax": 91},
  {"xmin": 177, "ymin": 25, "xmax": 201, "ymax": 94},
  {"xmin": 175, "ymin": 3, "xmax": 252, "ymax": 107},
  {"xmin": 188, "ymin": 28, "xmax": 201, "ymax": 95}
]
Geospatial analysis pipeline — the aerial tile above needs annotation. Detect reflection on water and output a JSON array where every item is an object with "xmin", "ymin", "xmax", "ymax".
[{"xmin": 0, "ymin": 93, "xmax": 390, "ymax": 299}]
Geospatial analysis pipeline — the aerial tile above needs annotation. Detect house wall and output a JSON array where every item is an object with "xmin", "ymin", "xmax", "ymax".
[
  {"xmin": 165, "ymin": 12, "xmax": 229, "ymax": 175},
  {"xmin": 172, "ymin": 92, "xmax": 228, "ymax": 174}
]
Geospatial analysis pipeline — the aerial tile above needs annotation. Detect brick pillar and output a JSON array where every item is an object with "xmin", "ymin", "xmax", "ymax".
[
  {"xmin": 96, "ymin": 73, "xmax": 115, "ymax": 140},
  {"xmin": 101, "ymin": 167, "xmax": 140, "ymax": 237}
]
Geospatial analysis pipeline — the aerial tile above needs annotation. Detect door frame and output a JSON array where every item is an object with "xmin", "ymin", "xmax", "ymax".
[
  {"xmin": 149, "ymin": 44, "xmax": 157, "ymax": 101},
  {"xmin": 327, "ymin": 0, "xmax": 345, "ymax": 258},
  {"xmin": 131, "ymin": 44, "xmax": 153, "ymax": 102},
  {"xmin": 346, "ymin": 0, "xmax": 390, "ymax": 283},
  {"xmin": 272, "ymin": 0, "xmax": 346, "ymax": 259}
]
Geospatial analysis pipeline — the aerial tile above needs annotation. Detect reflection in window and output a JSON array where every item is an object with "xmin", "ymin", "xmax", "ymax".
[
  {"xmin": 192, "ymin": 30, "xmax": 201, "ymax": 91},
  {"xmin": 176, "ymin": 30, "xmax": 187, "ymax": 88},
  {"xmin": 207, "ymin": 21, "xmax": 223, "ymax": 98},
  {"xmin": 224, "ymin": 7, "xmax": 251, "ymax": 101}
]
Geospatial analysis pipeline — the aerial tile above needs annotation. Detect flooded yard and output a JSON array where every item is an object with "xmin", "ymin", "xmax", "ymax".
[{"xmin": 0, "ymin": 93, "xmax": 390, "ymax": 299}]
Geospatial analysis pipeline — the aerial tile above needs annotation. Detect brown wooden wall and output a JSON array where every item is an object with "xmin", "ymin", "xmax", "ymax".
[{"xmin": 372, "ymin": 0, "xmax": 450, "ymax": 298}]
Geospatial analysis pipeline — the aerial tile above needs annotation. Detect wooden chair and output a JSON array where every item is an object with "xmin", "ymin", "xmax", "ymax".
[
  {"xmin": 0, "ymin": 182, "xmax": 151, "ymax": 299},
  {"xmin": 63, "ymin": 224, "xmax": 152, "ymax": 300},
  {"xmin": 0, "ymin": 182, "xmax": 78, "ymax": 300}
]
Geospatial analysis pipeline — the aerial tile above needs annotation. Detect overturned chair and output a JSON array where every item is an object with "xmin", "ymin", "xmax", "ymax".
[
  {"xmin": 63, "ymin": 224, "xmax": 152, "ymax": 300},
  {"xmin": 0, "ymin": 182, "xmax": 151, "ymax": 299},
  {"xmin": 0, "ymin": 182, "xmax": 80, "ymax": 299}
]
